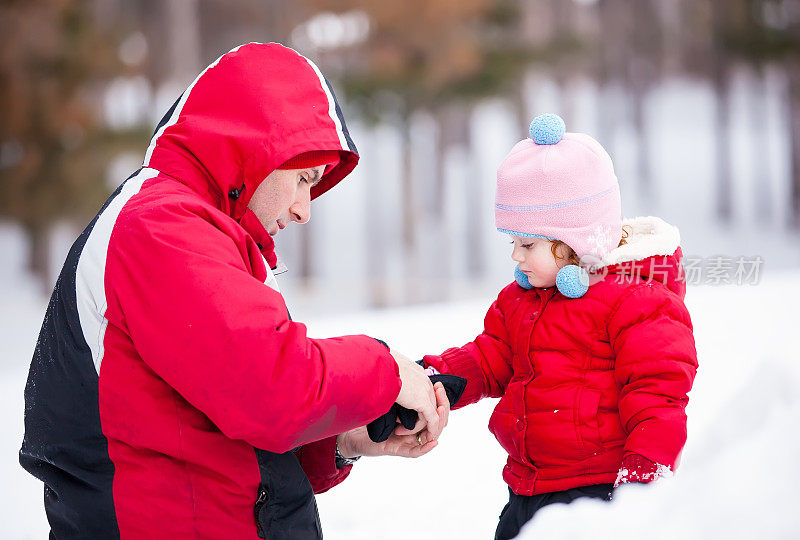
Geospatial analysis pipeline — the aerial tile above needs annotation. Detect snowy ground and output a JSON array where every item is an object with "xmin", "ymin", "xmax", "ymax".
[{"xmin": 2, "ymin": 259, "xmax": 799, "ymax": 539}]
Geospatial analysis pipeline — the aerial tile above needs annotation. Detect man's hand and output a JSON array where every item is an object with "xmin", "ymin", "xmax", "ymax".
[
  {"xmin": 392, "ymin": 350, "xmax": 439, "ymax": 437},
  {"xmin": 337, "ymin": 383, "xmax": 450, "ymax": 459}
]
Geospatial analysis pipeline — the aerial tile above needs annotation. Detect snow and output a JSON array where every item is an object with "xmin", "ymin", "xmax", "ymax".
[{"xmin": 2, "ymin": 234, "xmax": 799, "ymax": 539}]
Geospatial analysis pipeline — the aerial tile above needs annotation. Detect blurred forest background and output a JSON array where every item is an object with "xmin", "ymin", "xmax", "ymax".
[{"xmin": 2, "ymin": 0, "xmax": 800, "ymax": 310}]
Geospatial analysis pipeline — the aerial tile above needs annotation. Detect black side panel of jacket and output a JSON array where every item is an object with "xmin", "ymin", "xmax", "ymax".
[
  {"xmin": 19, "ymin": 179, "xmax": 134, "ymax": 539},
  {"xmin": 253, "ymin": 448, "xmax": 323, "ymax": 540}
]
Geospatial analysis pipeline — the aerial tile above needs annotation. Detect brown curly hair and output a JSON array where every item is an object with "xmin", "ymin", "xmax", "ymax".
[{"xmin": 551, "ymin": 225, "xmax": 631, "ymax": 266}]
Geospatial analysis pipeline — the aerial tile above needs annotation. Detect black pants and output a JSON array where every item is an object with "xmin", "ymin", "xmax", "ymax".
[{"xmin": 494, "ymin": 484, "xmax": 614, "ymax": 540}]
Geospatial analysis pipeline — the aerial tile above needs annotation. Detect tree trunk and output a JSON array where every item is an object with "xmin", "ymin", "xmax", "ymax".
[
  {"xmin": 595, "ymin": 0, "xmax": 631, "ymax": 159},
  {"xmin": 365, "ymin": 124, "xmax": 389, "ymax": 309},
  {"xmin": 628, "ymin": 0, "xmax": 662, "ymax": 207},
  {"xmin": 166, "ymin": 0, "xmax": 201, "ymax": 85},
  {"xmin": 510, "ymin": 75, "xmax": 531, "ymax": 140},
  {"xmin": 459, "ymin": 111, "xmax": 482, "ymax": 277},
  {"xmin": 788, "ymin": 56, "xmax": 800, "ymax": 229},
  {"xmin": 428, "ymin": 107, "xmax": 451, "ymax": 302},
  {"xmin": 752, "ymin": 68, "xmax": 772, "ymax": 224},
  {"xmin": 712, "ymin": 0, "xmax": 733, "ymax": 223},
  {"xmin": 298, "ymin": 219, "xmax": 312, "ymax": 282},
  {"xmin": 25, "ymin": 221, "xmax": 50, "ymax": 295},
  {"xmin": 399, "ymin": 111, "xmax": 420, "ymax": 303},
  {"xmin": 630, "ymin": 73, "xmax": 653, "ymax": 206},
  {"xmin": 713, "ymin": 74, "xmax": 733, "ymax": 223}
]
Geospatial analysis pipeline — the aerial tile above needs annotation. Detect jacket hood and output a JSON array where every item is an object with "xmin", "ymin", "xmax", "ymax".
[
  {"xmin": 141, "ymin": 42, "xmax": 358, "ymax": 225},
  {"xmin": 598, "ymin": 216, "xmax": 686, "ymax": 297}
]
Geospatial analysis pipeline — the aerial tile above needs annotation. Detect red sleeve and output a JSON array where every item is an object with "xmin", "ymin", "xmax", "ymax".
[
  {"xmin": 108, "ymin": 203, "xmax": 401, "ymax": 453},
  {"xmin": 423, "ymin": 290, "xmax": 514, "ymax": 407},
  {"xmin": 609, "ymin": 284, "xmax": 698, "ymax": 468},
  {"xmin": 295, "ymin": 436, "xmax": 350, "ymax": 494}
]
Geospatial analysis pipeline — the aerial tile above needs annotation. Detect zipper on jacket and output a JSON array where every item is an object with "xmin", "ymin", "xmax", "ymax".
[
  {"xmin": 519, "ymin": 289, "xmax": 556, "ymax": 469},
  {"xmin": 254, "ymin": 485, "xmax": 269, "ymax": 539},
  {"xmin": 229, "ymin": 183, "xmax": 245, "ymax": 200}
]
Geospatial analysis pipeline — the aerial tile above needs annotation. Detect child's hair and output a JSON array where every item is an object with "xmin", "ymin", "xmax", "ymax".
[{"xmin": 552, "ymin": 225, "xmax": 631, "ymax": 266}]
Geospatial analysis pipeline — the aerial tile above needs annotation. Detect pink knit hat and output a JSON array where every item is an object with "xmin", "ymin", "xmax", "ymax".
[{"xmin": 495, "ymin": 114, "xmax": 622, "ymax": 266}]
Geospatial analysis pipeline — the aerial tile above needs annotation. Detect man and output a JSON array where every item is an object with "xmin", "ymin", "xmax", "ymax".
[{"xmin": 20, "ymin": 43, "xmax": 448, "ymax": 539}]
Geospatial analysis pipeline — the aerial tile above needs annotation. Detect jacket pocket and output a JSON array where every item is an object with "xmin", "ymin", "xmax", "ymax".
[{"xmin": 577, "ymin": 389, "xmax": 603, "ymax": 457}]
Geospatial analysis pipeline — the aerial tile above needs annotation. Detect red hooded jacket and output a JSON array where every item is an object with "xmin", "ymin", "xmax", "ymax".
[
  {"xmin": 21, "ymin": 43, "xmax": 401, "ymax": 539},
  {"xmin": 424, "ymin": 217, "xmax": 697, "ymax": 496}
]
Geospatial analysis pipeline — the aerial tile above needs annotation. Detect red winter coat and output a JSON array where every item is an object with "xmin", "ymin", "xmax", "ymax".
[
  {"xmin": 21, "ymin": 43, "xmax": 401, "ymax": 539},
  {"xmin": 424, "ymin": 217, "xmax": 697, "ymax": 496}
]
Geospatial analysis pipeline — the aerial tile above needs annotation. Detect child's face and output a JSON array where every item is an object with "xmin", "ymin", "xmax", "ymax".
[{"xmin": 510, "ymin": 236, "xmax": 571, "ymax": 288}]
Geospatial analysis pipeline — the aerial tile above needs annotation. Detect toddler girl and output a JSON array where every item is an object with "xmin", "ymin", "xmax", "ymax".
[{"xmin": 423, "ymin": 114, "xmax": 698, "ymax": 540}]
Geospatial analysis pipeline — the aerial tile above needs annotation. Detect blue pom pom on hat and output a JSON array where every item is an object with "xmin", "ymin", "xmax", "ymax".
[
  {"xmin": 529, "ymin": 113, "xmax": 566, "ymax": 145},
  {"xmin": 555, "ymin": 265, "xmax": 590, "ymax": 298},
  {"xmin": 514, "ymin": 263, "xmax": 589, "ymax": 298},
  {"xmin": 514, "ymin": 265, "xmax": 533, "ymax": 290}
]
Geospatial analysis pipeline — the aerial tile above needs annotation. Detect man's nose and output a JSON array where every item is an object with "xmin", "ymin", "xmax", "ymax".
[{"xmin": 289, "ymin": 188, "xmax": 311, "ymax": 224}]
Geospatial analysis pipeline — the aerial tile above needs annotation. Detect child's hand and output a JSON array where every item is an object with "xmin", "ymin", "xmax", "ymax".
[{"xmin": 614, "ymin": 453, "xmax": 672, "ymax": 487}]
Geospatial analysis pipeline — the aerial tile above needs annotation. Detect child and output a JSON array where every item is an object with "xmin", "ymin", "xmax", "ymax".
[{"xmin": 423, "ymin": 114, "xmax": 698, "ymax": 540}]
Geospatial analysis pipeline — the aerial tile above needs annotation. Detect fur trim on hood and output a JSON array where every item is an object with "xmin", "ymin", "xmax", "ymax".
[{"xmin": 599, "ymin": 216, "xmax": 681, "ymax": 268}]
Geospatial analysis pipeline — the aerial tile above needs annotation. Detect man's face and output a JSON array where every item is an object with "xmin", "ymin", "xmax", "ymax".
[{"xmin": 247, "ymin": 165, "xmax": 326, "ymax": 236}]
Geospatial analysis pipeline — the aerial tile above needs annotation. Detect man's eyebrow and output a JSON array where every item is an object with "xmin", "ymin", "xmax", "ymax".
[{"xmin": 309, "ymin": 169, "xmax": 322, "ymax": 186}]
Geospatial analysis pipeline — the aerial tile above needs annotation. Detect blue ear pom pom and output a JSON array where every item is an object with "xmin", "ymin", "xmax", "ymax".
[
  {"xmin": 529, "ymin": 113, "xmax": 566, "ymax": 145},
  {"xmin": 556, "ymin": 265, "xmax": 589, "ymax": 298},
  {"xmin": 515, "ymin": 265, "xmax": 533, "ymax": 290}
]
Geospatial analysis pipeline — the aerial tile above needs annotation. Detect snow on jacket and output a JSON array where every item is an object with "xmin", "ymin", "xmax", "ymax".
[
  {"xmin": 20, "ymin": 43, "xmax": 401, "ymax": 539},
  {"xmin": 423, "ymin": 217, "xmax": 698, "ymax": 496}
]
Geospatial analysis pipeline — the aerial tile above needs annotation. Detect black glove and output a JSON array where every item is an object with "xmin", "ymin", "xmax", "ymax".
[{"xmin": 366, "ymin": 373, "xmax": 467, "ymax": 443}]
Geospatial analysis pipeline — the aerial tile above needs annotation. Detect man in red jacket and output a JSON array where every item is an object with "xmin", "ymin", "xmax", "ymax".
[{"xmin": 20, "ymin": 43, "xmax": 448, "ymax": 539}]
